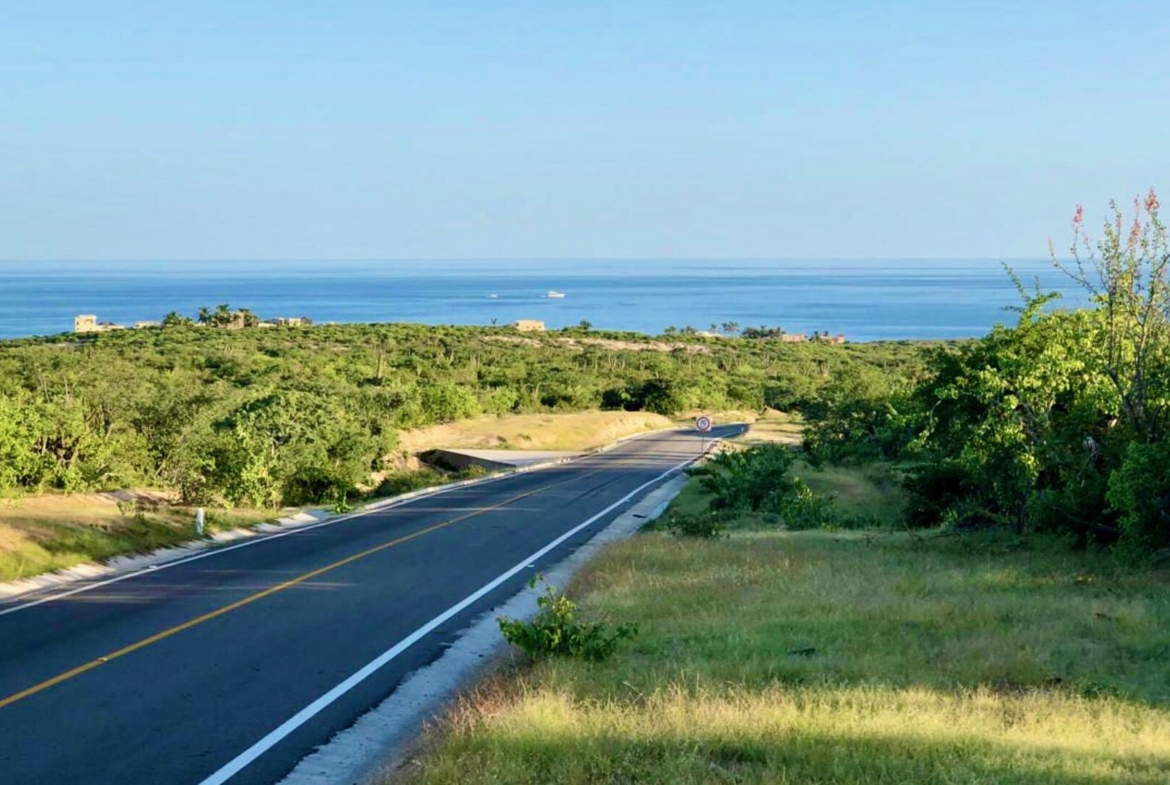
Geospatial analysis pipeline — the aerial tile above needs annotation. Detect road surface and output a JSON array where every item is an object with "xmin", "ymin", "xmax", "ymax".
[{"xmin": 0, "ymin": 426, "xmax": 736, "ymax": 785}]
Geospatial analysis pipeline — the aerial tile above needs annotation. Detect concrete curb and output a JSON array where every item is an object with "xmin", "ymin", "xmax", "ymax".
[
  {"xmin": 0, "ymin": 426, "xmax": 684, "ymax": 604},
  {"xmin": 276, "ymin": 475, "xmax": 689, "ymax": 785}
]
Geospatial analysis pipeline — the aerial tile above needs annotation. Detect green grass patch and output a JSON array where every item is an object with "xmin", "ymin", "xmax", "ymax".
[
  {"xmin": 791, "ymin": 460, "xmax": 905, "ymax": 527},
  {"xmin": 400, "ymin": 482, "xmax": 1170, "ymax": 784}
]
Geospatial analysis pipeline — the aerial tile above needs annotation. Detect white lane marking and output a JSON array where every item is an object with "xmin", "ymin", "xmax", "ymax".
[
  {"xmin": 195, "ymin": 455, "xmax": 699, "ymax": 785},
  {"xmin": 0, "ymin": 430, "xmax": 693, "ymax": 618}
]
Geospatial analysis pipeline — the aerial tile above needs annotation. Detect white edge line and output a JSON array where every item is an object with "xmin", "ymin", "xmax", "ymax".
[
  {"xmin": 196, "ymin": 453, "xmax": 701, "ymax": 785},
  {"xmin": 0, "ymin": 427, "xmax": 699, "ymax": 619}
]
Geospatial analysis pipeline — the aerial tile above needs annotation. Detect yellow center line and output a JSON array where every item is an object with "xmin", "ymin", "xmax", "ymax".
[{"xmin": 0, "ymin": 468, "xmax": 603, "ymax": 711}]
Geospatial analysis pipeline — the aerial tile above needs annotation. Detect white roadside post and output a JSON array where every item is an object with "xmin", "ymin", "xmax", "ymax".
[
  {"xmin": 695, "ymin": 414, "xmax": 713, "ymax": 455},
  {"xmin": 195, "ymin": 507, "xmax": 205, "ymax": 537}
]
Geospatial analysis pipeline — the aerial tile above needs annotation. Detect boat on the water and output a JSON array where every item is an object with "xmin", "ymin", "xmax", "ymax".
[{"xmin": 545, "ymin": 290, "xmax": 566, "ymax": 299}]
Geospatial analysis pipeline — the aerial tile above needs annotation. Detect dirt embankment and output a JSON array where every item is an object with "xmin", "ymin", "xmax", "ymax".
[
  {"xmin": 484, "ymin": 335, "xmax": 710, "ymax": 354},
  {"xmin": 395, "ymin": 411, "xmax": 675, "ymax": 456}
]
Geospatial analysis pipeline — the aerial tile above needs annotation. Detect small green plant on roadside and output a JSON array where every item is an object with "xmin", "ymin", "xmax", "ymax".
[
  {"xmin": 498, "ymin": 575, "xmax": 636, "ymax": 662},
  {"xmin": 663, "ymin": 511, "xmax": 727, "ymax": 539},
  {"xmin": 781, "ymin": 478, "xmax": 839, "ymax": 530}
]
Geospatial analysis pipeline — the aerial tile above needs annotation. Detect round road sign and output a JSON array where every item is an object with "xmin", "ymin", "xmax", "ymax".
[{"xmin": 695, "ymin": 415, "xmax": 713, "ymax": 432}]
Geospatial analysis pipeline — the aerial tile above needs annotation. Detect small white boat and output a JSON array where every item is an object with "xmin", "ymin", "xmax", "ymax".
[
  {"xmin": 489, "ymin": 294, "xmax": 499, "ymax": 298},
  {"xmin": 545, "ymin": 290, "xmax": 566, "ymax": 299}
]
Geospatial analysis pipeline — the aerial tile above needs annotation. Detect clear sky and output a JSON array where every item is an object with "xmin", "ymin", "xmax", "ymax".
[{"xmin": 2, "ymin": 1, "xmax": 1167, "ymax": 261}]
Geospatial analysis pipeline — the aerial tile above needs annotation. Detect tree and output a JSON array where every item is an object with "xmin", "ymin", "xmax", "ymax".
[
  {"xmin": 213, "ymin": 304, "xmax": 234, "ymax": 327},
  {"xmin": 1053, "ymin": 189, "xmax": 1170, "ymax": 443},
  {"xmin": 161, "ymin": 311, "xmax": 193, "ymax": 327}
]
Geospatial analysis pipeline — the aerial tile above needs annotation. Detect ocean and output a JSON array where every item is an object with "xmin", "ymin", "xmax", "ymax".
[{"xmin": 0, "ymin": 259, "xmax": 1086, "ymax": 342}]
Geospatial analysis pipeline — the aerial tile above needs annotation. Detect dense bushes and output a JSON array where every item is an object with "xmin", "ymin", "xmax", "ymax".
[{"xmin": 805, "ymin": 192, "xmax": 1170, "ymax": 556}]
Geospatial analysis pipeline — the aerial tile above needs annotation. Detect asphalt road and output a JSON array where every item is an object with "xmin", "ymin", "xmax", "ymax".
[{"xmin": 0, "ymin": 426, "xmax": 737, "ymax": 785}]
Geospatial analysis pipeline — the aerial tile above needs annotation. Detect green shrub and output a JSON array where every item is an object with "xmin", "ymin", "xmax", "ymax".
[
  {"xmin": 498, "ymin": 576, "xmax": 636, "ymax": 662},
  {"xmin": 663, "ymin": 511, "xmax": 727, "ymax": 539},
  {"xmin": 780, "ymin": 478, "xmax": 839, "ymax": 530},
  {"xmin": 688, "ymin": 444, "xmax": 796, "ymax": 512},
  {"xmin": 1107, "ymin": 441, "xmax": 1170, "ymax": 550}
]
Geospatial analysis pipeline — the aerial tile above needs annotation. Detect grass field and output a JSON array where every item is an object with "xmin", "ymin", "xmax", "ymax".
[
  {"xmin": 399, "ymin": 472, "xmax": 1170, "ymax": 784},
  {"xmin": 725, "ymin": 409, "xmax": 805, "ymax": 446}
]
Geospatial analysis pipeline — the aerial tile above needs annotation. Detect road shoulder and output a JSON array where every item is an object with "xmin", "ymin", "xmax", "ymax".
[{"xmin": 275, "ymin": 475, "xmax": 687, "ymax": 785}]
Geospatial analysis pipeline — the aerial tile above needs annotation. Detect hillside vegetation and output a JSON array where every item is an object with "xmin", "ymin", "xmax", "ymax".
[{"xmin": 0, "ymin": 324, "xmax": 925, "ymax": 509}]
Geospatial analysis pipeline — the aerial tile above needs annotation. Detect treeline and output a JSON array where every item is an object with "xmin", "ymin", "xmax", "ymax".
[
  {"xmin": 0, "ymin": 323, "xmax": 926, "ymax": 507},
  {"xmin": 806, "ymin": 192, "xmax": 1170, "ymax": 555}
]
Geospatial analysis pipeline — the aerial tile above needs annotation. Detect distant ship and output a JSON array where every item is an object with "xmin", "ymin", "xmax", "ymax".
[
  {"xmin": 545, "ymin": 290, "xmax": 566, "ymax": 299},
  {"xmin": 489, "ymin": 293, "xmax": 499, "ymax": 298}
]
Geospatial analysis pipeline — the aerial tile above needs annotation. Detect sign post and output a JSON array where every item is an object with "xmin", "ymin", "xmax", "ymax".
[{"xmin": 695, "ymin": 415, "xmax": 713, "ymax": 455}]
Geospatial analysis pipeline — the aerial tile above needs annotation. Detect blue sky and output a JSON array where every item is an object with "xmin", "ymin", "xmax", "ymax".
[{"xmin": 1, "ymin": 1, "xmax": 1167, "ymax": 260}]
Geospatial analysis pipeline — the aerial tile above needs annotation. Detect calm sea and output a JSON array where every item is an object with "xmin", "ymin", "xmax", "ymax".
[{"xmin": 0, "ymin": 259, "xmax": 1085, "ymax": 342}]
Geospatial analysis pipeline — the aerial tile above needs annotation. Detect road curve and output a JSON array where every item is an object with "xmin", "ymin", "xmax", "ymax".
[{"xmin": 0, "ymin": 426, "xmax": 737, "ymax": 785}]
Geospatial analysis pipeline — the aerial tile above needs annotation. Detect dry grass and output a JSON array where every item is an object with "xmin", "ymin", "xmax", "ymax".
[
  {"xmin": 413, "ymin": 681, "xmax": 1170, "ymax": 784},
  {"xmin": 726, "ymin": 410, "xmax": 805, "ymax": 447},
  {"xmin": 399, "ymin": 485, "xmax": 1170, "ymax": 784},
  {"xmin": 396, "ymin": 411, "xmax": 675, "ymax": 454},
  {"xmin": 0, "ymin": 492, "xmax": 273, "ymax": 583}
]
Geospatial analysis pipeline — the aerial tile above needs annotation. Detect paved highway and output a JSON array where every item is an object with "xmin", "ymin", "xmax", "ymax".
[{"xmin": 0, "ymin": 427, "xmax": 736, "ymax": 785}]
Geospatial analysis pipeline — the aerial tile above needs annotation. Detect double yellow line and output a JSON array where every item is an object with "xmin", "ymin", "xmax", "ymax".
[{"xmin": 0, "ymin": 469, "xmax": 598, "ymax": 711}]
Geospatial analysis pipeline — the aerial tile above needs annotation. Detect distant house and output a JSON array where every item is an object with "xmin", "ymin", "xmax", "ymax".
[
  {"xmin": 134, "ymin": 320, "xmax": 160, "ymax": 329},
  {"xmin": 514, "ymin": 320, "xmax": 546, "ymax": 332},
  {"xmin": 779, "ymin": 334, "xmax": 807, "ymax": 343},
  {"xmin": 271, "ymin": 317, "xmax": 309, "ymax": 327},
  {"xmin": 74, "ymin": 314, "xmax": 127, "ymax": 333}
]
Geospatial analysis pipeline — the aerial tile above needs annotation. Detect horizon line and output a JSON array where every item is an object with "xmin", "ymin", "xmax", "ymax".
[{"xmin": 0, "ymin": 256, "xmax": 1054, "ymax": 264}]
